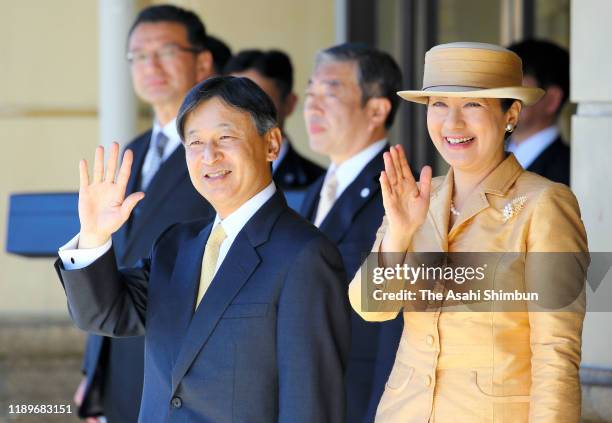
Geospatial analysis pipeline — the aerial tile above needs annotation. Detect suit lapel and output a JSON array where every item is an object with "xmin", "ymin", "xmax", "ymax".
[
  {"xmin": 448, "ymin": 188, "xmax": 490, "ymax": 240},
  {"xmin": 447, "ymin": 154, "xmax": 524, "ymax": 240},
  {"xmin": 170, "ymin": 192, "xmax": 287, "ymax": 394},
  {"xmin": 114, "ymin": 132, "xmax": 151, "ymax": 256},
  {"xmin": 125, "ymin": 132, "xmax": 151, "ymax": 196},
  {"xmin": 170, "ymin": 231, "xmax": 260, "ymax": 393},
  {"xmin": 319, "ymin": 149, "xmax": 386, "ymax": 243},
  {"xmin": 165, "ymin": 222, "xmax": 212, "ymax": 355},
  {"xmin": 426, "ymin": 172, "xmax": 452, "ymax": 252},
  {"xmin": 300, "ymin": 175, "xmax": 325, "ymax": 221},
  {"xmin": 123, "ymin": 145, "xmax": 189, "ymax": 256}
]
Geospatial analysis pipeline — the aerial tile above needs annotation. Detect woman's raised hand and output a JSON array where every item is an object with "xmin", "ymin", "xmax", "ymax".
[
  {"xmin": 78, "ymin": 142, "xmax": 144, "ymax": 248},
  {"xmin": 380, "ymin": 144, "xmax": 432, "ymax": 252}
]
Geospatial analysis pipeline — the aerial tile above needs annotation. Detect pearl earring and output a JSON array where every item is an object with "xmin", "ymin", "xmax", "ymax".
[{"xmin": 505, "ymin": 123, "xmax": 514, "ymax": 133}]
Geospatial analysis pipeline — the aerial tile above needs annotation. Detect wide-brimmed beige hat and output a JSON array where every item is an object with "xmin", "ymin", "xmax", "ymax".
[{"xmin": 398, "ymin": 42, "xmax": 545, "ymax": 106}]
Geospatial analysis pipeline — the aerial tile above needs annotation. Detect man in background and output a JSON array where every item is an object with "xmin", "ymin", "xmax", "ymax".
[
  {"xmin": 206, "ymin": 35, "xmax": 232, "ymax": 74},
  {"xmin": 225, "ymin": 49, "xmax": 324, "ymax": 194},
  {"xmin": 507, "ymin": 39, "xmax": 571, "ymax": 185},
  {"xmin": 300, "ymin": 43, "xmax": 404, "ymax": 423},
  {"xmin": 75, "ymin": 5, "xmax": 216, "ymax": 422}
]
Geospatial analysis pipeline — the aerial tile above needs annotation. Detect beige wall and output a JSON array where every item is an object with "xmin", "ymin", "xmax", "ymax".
[
  {"xmin": 438, "ymin": 0, "xmax": 501, "ymax": 44},
  {"xmin": 0, "ymin": 1, "xmax": 98, "ymax": 316},
  {"xmin": 159, "ymin": 0, "xmax": 335, "ymax": 164},
  {"xmin": 0, "ymin": 0, "xmax": 334, "ymax": 316}
]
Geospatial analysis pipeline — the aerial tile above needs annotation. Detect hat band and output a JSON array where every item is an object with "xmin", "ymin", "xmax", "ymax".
[{"xmin": 423, "ymin": 85, "xmax": 486, "ymax": 92}]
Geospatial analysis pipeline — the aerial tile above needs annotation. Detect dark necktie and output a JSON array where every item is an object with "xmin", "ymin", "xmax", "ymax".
[{"xmin": 140, "ymin": 131, "xmax": 168, "ymax": 191}]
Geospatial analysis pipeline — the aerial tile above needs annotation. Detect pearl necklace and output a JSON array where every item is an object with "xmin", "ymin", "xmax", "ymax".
[{"xmin": 450, "ymin": 201, "xmax": 460, "ymax": 216}]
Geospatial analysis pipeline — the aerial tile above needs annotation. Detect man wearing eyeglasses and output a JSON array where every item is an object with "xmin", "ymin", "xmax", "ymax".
[{"xmin": 75, "ymin": 5, "xmax": 216, "ymax": 423}]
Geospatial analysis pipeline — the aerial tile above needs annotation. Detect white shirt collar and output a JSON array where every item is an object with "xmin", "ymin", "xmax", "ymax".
[
  {"xmin": 212, "ymin": 182, "xmax": 277, "ymax": 241},
  {"xmin": 326, "ymin": 138, "xmax": 387, "ymax": 199},
  {"xmin": 151, "ymin": 117, "xmax": 182, "ymax": 160},
  {"xmin": 506, "ymin": 126, "xmax": 559, "ymax": 169}
]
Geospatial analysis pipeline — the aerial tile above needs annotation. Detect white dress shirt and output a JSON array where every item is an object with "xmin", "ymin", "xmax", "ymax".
[
  {"xmin": 209, "ymin": 182, "xmax": 276, "ymax": 276},
  {"xmin": 140, "ymin": 118, "xmax": 183, "ymax": 183},
  {"xmin": 324, "ymin": 138, "xmax": 387, "ymax": 200},
  {"xmin": 506, "ymin": 126, "xmax": 559, "ymax": 169},
  {"xmin": 58, "ymin": 182, "xmax": 277, "ymax": 273}
]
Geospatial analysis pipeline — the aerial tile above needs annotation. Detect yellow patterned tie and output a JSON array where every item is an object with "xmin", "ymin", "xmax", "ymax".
[
  {"xmin": 314, "ymin": 170, "xmax": 338, "ymax": 227},
  {"xmin": 196, "ymin": 223, "xmax": 227, "ymax": 308}
]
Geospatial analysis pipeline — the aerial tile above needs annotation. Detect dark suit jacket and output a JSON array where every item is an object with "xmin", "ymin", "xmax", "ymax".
[
  {"xmin": 274, "ymin": 141, "xmax": 324, "ymax": 191},
  {"xmin": 80, "ymin": 130, "xmax": 214, "ymax": 421},
  {"xmin": 526, "ymin": 136, "xmax": 570, "ymax": 186},
  {"xmin": 300, "ymin": 145, "xmax": 403, "ymax": 423},
  {"xmin": 58, "ymin": 192, "xmax": 350, "ymax": 423}
]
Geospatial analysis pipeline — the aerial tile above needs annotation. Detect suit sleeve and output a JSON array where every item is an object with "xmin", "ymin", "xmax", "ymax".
[
  {"xmin": 54, "ymin": 247, "xmax": 150, "ymax": 338},
  {"xmin": 525, "ymin": 183, "xmax": 588, "ymax": 423},
  {"xmin": 349, "ymin": 217, "xmax": 402, "ymax": 322},
  {"xmin": 277, "ymin": 236, "xmax": 350, "ymax": 423},
  {"xmin": 81, "ymin": 334, "xmax": 98, "ymax": 374}
]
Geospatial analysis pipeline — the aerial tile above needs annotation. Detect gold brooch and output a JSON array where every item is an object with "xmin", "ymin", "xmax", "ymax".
[{"xmin": 502, "ymin": 195, "xmax": 527, "ymax": 222}]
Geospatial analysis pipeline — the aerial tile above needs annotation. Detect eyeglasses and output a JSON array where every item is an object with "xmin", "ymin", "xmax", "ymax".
[{"xmin": 126, "ymin": 44, "xmax": 202, "ymax": 65}]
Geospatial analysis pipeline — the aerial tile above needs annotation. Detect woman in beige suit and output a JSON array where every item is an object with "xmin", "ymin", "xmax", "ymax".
[{"xmin": 349, "ymin": 42, "xmax": 588, "ymax": 422}]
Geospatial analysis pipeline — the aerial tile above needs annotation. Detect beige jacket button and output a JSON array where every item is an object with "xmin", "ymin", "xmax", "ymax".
[
  {"xmin": 425, "ymin": 375, "xmax": 432, "ymax": 387},
  {"xmin": 426, "ymin": 335, "xmax": 434, "ymax": 346}
]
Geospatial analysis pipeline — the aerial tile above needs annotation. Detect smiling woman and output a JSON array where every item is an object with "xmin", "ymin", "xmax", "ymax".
[
  {"xmin": 425, "ymin": 96, "xmax": 521, "ymax": 188},
  {"xmin": 348, "ymin": 42, "xmax": 589, "ymax": 423}
]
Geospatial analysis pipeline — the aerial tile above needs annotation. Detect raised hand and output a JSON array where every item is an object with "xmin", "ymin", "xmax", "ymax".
[
  {"xmin": 78, "ymin": 142, "xmax": 144, "ymax": 248},
  {"xmin": 379, "ymin": 144, "xmax": 432, "ymax": 252}
]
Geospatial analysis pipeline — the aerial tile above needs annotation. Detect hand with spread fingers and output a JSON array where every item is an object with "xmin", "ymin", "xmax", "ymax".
[
  {"xmin": 78, "ymin": 142, "xmax": 145, "ymax": 248},
  {"xmin": 379, "ymin": 144, "xmax": 432, "ymax": 252}
]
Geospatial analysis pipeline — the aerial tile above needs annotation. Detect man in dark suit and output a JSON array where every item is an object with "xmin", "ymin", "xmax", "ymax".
[
  {"xmin": 507, "ymin": 39, "xmax": 571, "ymax": 185},
  {"xmin": 300, "ymin": 43, "xmax": 404, "ymax": 423},
  {"xmin": 76, "ymin": 5, "xmax": 216, "ymax": 422},
  {"xmin": 225, "ymin": 49, "xmax": 324, "ymax": 193},
  {"xmin": 56, "ymin": 76, "xmax": 350, "ymax": 422}
]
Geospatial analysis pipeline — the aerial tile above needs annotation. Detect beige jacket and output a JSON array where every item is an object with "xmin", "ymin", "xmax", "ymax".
[{"xmin": 349, "ymin": 154, "xmax": 588, "ymax": 423}]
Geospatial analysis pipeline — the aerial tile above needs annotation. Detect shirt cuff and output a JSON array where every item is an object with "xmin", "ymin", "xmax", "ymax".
[{"xmin": 58, "ymin": 233, "xmax": 112, "ymax": 270}]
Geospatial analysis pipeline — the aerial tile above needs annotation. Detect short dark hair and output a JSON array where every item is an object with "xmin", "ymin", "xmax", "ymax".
[
  {"xmin": 128, "ymin": 4, "xmax": 208, "ymax": 51},
  {"xmin": 501, "ymin": 98, "xmax": 517, "ymax": 112},
  {"xmin": 224, "ymin": 49, "xmax": 294, "ymax": 99},
  {"xmin": 206, "ymin": 35, "xmax": 232, "ymax": 74},
  {"xmin": 508, "ymin": 39, "xmax": 569, "ymax": 113},
  {"xmin": 315, "ymin": 43, "xmax": 403, "ymax": 129},
  {"xmin": 177, "ymin": 76, "xmax": 278, "ymax": 140}
]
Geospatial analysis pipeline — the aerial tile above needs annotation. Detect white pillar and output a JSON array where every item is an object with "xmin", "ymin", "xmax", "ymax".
[
  {"xmin": 334, "ymin": 0, "xmax": 347, "ymax": 44},
  {"xmin": 98, "ymin": 0, "xmax": 137, "ymax": 148},
  {"xmin": 571, "ymin": 0, "xmax": 612, "ymax": 366},
  {"xmin": 571, "ymin": 0, "xmax": 612, "ymax": 419},
  {"xmin": 499, "ymin": 0, "xmax": 525, "ymax": 46}
]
